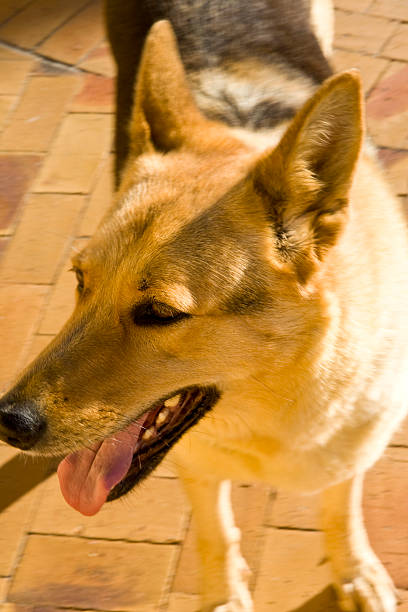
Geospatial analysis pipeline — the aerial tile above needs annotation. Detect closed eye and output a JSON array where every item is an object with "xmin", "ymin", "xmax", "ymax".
[
  {"xmin": 70, "ymin": 266, "xmax": 85, "ymax": 293},
  {"xmin": 131, "ymin": 301, "xmax": 191, "ymax": 326}
]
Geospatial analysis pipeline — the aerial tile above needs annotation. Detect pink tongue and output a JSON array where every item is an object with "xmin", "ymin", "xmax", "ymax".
[{"xmin": 57, "ymin": 419, "xmax": 144, "ymax": 516}]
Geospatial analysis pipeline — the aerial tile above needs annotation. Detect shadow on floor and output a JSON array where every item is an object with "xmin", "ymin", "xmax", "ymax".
[
  {"xmin": 0, "ymin": 453, "xmax": 57, "ymax": 512},
  {"xmin": 291, "ymin": 585, "xmax": 342, "ymax": 611}
]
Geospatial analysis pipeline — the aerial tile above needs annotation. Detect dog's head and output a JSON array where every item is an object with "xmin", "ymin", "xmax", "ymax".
[{"xmin": 0, "ymin": 22, "xmax": 363, "ymax": 513}]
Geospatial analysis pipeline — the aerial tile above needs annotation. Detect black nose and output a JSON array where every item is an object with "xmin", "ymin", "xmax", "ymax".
[{"xmin": 0, "ymin": 400, "xmax": 46, "ymax": 450}]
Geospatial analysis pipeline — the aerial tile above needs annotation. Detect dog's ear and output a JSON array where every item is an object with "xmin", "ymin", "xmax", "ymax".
[
  {"xmin": 252, "ymin": 71, "xmax": 363, "ymax": 282},
  {"xmin": 129, "ymin": 20, "xmax": 211, "ymax": 155}
]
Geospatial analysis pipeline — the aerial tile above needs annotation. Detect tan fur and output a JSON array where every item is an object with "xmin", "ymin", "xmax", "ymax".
[{"xmin": 2, "ymin": 13, "xmax": 408, "ymax": 612}]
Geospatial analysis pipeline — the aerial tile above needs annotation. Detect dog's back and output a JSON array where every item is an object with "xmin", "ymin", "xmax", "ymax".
[{"xmin": 106, "ymin": 0, "xmax": 333, "ymax": 179}]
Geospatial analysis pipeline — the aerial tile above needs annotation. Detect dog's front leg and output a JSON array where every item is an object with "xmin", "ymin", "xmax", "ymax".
[
  {"xmin": 321, "ymin": 474, "xmax": 396, "ymax": 612},
  {"xmin": 180, "ymin": 473, "xmax": 253, "ymax": 612}
]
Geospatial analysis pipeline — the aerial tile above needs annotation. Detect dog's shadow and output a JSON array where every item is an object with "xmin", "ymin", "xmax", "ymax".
[
  {"xmin": 0, "ymin": 453, "xmax": 56, "ymax": 512},
  {"xmin": 290, "ymin": 585, "xmax": 343, "ymax": 611}
]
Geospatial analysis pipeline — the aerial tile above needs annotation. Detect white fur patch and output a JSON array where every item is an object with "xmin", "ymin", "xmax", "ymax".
[
  {"xmin": 310, "ymin": 0, "xmax": 334, "ymax": 58},
  {"xmin": 190, "ymin": 60, "xmax": 315, "ymax": 126}
]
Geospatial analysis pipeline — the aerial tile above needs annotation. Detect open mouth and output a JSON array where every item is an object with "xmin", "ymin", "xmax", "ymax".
[
  {"xmin": 58, "ymin": 385, "xmax": 220, "ymax": 515},
  {"xmin": 107, "ymin": 385, "xmax": 220, "ymax": 501}
]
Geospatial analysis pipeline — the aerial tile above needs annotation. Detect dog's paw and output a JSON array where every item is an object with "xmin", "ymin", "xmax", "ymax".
[{"xmin": 333, "ymin": 558, "xmax": 397, "ymax": 612}]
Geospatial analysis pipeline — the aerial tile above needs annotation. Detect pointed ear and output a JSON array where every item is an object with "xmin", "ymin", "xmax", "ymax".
[
  {"xmin": 129, "ymin": 20, "xmax": 211, "ymax": 155},
  {"xmin": 252, "ymin": 71, "xmax": 363, "ymax": 282}
]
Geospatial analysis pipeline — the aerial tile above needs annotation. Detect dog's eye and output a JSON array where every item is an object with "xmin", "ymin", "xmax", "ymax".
[
  {"xmin": 132, "ymin": 301, "xmax": 191, "ymax": 326},
  {"xmin": 70, "ymin": 267, "xmax": 84, "ymax": 293}
]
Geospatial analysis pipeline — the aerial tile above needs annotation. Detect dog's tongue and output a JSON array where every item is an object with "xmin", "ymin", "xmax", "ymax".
[{"xmin": 57, "ymin": 419, "xmax": 143, "ymax": 516}]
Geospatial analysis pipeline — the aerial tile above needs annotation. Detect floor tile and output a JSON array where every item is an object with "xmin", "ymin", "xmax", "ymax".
[
  {"xmin": 367, "ymin": 64, "xmax": 408, "ymax": 121},
  {"xmin": 0, "ymin": 577, "xmax": 9, "ymax": 602},
  {"xmin": 171, "ymin": 520, "xmax": 199, "ymax": 596},
  {"xmin": 37, "ymin": 264, "xmax": 77, "ymax": 335},
  {"xmin": 382, "ymin": 152, "xmax": 408, "ymax": 196},
  {"xmin": 334, "ymin": 10, "xmax": 397, "ymax": 54},
  {"xmin": 33, "ymin": 114, "xmax": 112, "ymax": 194},
  {"xmin": 0, "ymin": 236, "xmax": 10, "ymax": 260},
  {"xmin": 22, "ymin": 333, "xmax": 54, "ymax": 368},
  {"xmin": 232, "ymin": 483, "xmax": 271, "ymax": 587},
  {"xmin": 78, "ymin": 154, "xmax": 114, "ymax": 236},
  {"xmin": 334, "ymin": 0, "xmax": 372, "ymax": 11},
  {"xmin": 368, "ymin": 0, "xmax": 408, "ymax": 21},
  {"xmin": 70, "ymin": 74, "xmax": 114, "ymax": 114},
  {"xmin": 38, "ymin": 1, "xmax": 104, "ymax": 66},
  {"xmin": 0, "ymin": 74, "xmax": 80, "ymax": 152},
  {"xmin": 0, "ymin": 0, "xmax": 32, "ymax": 25},
  {"xmin": 265, "ymin": 490, "xmax": 319, "ymax": 531},
  {"xmin": 0, "ymin": 95, "xmax": 16, "ymax": 132},
  {"xmin": 31, "ymin": 473, "xmax": 189, "ymax": 543},
  {"xmin": 0, "ymin": 284, "xmax": 48, "ymax": 391},
  {"xmin": 0, "ymin": 154, "xmax": 42, "ymax": 235},
  {"xmin": 8, "ymin": 535, "xmax": 178, "ymax": 611},
  {"xmin": 0, "ymin": 61, "xmax": 33, "ymax": 96},
  {"xmin": 0, "ymin": 48, "xmax": 27, "ymax": 62},
  {"xmin": 253, "ymin": 529, "xmax": 335, "ymax": 611},
  {"xmin": 368, "ymin": 110, "xmax": 408, "ymax": 150},
  {"xmin": 0, "ymin": 194, "xmax": 84, "ymax": 284},
  {"xmin": 79, "ymin": 42, "xmax": 116, "ymax": 78},
  {"xmin": 382, "ymin": 24, "xmax": 408, "ymax": 62},
  {"xmin": 167, "ymin": 592, "xmax": 201, "ymax": 612},
  {"xmin": 0, "ymin": 0, "xmax": 90, "ymax": 50}
]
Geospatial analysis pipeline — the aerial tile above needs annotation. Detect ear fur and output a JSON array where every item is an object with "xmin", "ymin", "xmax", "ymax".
[
  {"xmin": 253, "ymin": 71, "xmax": 363, "ymax": 282},
  {"xmin": 129, "ymin": 20, "xmax": 212, "ymax": 155}
]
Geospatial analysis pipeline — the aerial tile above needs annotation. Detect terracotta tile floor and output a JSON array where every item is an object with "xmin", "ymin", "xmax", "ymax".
[{"xmin": 0, "ymin": 1, "xmax": 407, "ymax": 610}]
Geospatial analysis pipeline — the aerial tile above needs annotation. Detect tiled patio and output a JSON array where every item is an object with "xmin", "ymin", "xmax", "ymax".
[{"xmin": 0, "ymin": 0, "xmax": 407, "ymax": 610}]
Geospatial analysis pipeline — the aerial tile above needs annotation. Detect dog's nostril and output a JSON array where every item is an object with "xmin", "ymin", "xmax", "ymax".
[{"xmin": 0, "ymin": 400, "xmax": 46, "ymax": 450}]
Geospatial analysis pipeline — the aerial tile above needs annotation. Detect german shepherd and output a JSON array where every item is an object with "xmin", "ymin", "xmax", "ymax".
[{"xmin": 1, "ymin": 1, "xmax": 407, "ymax": 610}]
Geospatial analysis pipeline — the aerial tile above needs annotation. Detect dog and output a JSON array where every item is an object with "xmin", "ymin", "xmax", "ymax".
[{"xmin": 1, "ymin": 1, "xmax": 408, "ymax": 610}]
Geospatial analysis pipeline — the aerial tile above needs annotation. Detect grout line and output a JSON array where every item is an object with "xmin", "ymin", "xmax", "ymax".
[
  {"xmin": 29, "ymin": 190, "xmax": 94, "ymax": 195},
  {"xmin": 250, "ymin": 488, "xmax": 277, "ymax": 594},
  {"xmin": 3, "ymin": 484, "xmax": 45, "ymax": 603},
  {"xmin": 271, "ymin": 525, "xmax": 320, "ymax": 533},
  {"xmin": 378, "ymin": 19, "xmax": 401, "ymax": 56},
  {"xmin": 0, "ymin": 281, "xmax": 55, "ymax": 286},
  {"xmin": 27, "ymin": 531, "xmax": 183, "ymax": 546},
  {"xmin": 0, "ymin": 0, "xmax": 34, "ymax": 29},
  {"xmin": 160, "ymin": 511, "xmax": 192, "ymax": 611},
  {"xmin": 365, "ymin": 58, "xmax": 392, "ymax": 98},
  {"xmin": 35, "ymin": 332, "xmax": 57, "ymax": 337},
  {"xmin": 32, "ymin": 606, "xmax": 130, "ymax": 612},
  {"xmin": 0, "ymin": 40, "xmax": 105, "ymax": 76}
]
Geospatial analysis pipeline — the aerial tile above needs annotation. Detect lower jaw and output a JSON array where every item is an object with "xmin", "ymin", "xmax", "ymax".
[{"xmin": 107, "ymin": 384, "xmax": 220, "ymax": 501}]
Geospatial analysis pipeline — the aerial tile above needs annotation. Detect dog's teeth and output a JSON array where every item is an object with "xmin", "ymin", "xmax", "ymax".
[
  {"xmin": 164, "ymin": 394, "xmax": 181, "ymax": 408},
  {"xmin": 142, "ymin": 426, "xmax": 155, "ymax": 441},
  {"xmin": 156, "ymin": 408, "xmax": 169, "ymax": 426}
]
